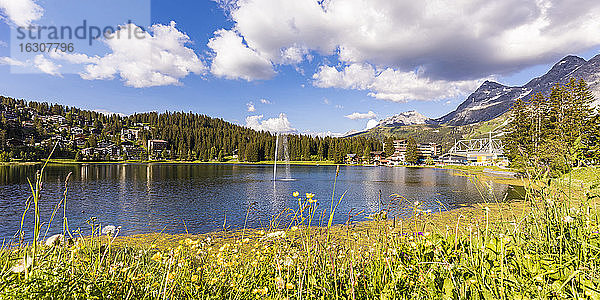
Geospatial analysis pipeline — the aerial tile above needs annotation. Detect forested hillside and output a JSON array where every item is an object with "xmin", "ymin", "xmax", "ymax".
[{"xmin": 0, "ymin": 96, "xmax": 382, "ymax": 163}]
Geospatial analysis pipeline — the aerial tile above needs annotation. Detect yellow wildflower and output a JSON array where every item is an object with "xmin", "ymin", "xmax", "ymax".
[
  {"xmin": 286, "ymin": 282, "xmax": 295, "ymax": 290},
  {"xmin": 191, "ymin": 275, "xmax": 199, "ymax": 283},
  {"xmin": 291, "ymin": 226, "xmax": 298, "ymax": 232},
  {"xmin": 151, "ymin": 252, "xmax": 163, "ymax": 262},
  {"xmin": 293, "ymin": 191, "xmax": 299, "ymax": 197}
]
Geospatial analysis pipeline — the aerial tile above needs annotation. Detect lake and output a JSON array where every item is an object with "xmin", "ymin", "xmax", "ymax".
[{"xmin": 0, "ymin": 163, "xmax": 522, "ymax": 241}]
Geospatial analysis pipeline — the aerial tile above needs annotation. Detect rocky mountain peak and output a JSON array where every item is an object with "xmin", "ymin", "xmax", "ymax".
[
  {"xmin": 377, "ymin": 110, "xmax": 431, "ymax": 127},
  {"xmin": 436, "ymin": 54, "xmax": 599, "ymax": 126}
]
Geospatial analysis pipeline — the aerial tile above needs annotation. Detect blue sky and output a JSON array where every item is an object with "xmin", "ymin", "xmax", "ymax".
[{"xmin": 0, "ymin": 0, "xmax": 599, "ymax": 135}]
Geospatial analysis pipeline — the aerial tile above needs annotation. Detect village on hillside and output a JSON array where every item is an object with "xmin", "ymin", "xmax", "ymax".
[{"xmin": 0, "ymin": 102, "xmax": 169, "ymax": 161}]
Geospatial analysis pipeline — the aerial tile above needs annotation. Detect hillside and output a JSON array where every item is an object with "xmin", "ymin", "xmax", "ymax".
[
  {"xmin": 354, "ymin": 115, "xmax": 509, "ymax": 150},
  {"xmin": 0, "ymin": 96, "xmax": 381, "ymax": 163}
]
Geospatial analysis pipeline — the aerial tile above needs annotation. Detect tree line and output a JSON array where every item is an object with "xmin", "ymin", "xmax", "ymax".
[{"xmin": 505, "ymin": 78, "xmax": 600, "ymax": 175}]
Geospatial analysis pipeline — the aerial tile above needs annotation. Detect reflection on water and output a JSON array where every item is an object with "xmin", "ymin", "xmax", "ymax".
[{"xmin": 0, "ymin": 164, "xmax": 522, "ymax": 240}]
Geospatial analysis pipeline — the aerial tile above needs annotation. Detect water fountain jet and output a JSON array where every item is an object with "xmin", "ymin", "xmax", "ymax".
[{"xmin": 273, "ymin": 133, "xmax": 294, "ymax": 181}]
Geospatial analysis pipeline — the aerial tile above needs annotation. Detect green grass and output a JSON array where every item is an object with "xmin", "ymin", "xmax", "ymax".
[{"xmin": 1, "ymin": 164, "xmax": 599, "ymax": 299}]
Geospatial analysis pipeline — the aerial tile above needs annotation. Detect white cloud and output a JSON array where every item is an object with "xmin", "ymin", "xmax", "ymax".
[
  {"xmin": 0, "ymin": 40, "xmax": 7, "ymax": 47},
  {"xmin": 246, "ymin": 101, "xmax": 256, "ymax": 112},
  {"xmin": 52, "ymin": 21, "xmax": 206, "ymax": 88},
  {"xmin": 0, "ymin": 0, "xmax": 43, "ymax": 27},
  {"xmin": 314, "ymin": 64, "xmax": 375, "ymax": 90},
  {"xmin": 213, "ymin": 0, "xmax": 600, "ymax": 91},
  {"xmin": 280, "ymin": 45, "xmax": 309, "ymax": 64},
  {"xmin": 33, "ymin": 54, "xmax": 61, "ymax": 76},
  {"xmin": 260, "ymin": 98, "xmax": 271, "ymax": 104},
  {"xmin": 245, "ymin": 113, "xmax": 296, "ymax": 133},
  {"xmin": 314, "ymin": 63, "xmax": 484, "ymax": 102},
  {"xmin": 207, "ymin": 29, "xmax": 275, "ymax": 81},
  {"xmin": 365, "ymin": 119, "xmax": 379, "ymax": 130},
  {"xmin": 0, "ymin": 56, "xmax": 25, "ymax": 66},
  {"xmin": 323, "ymin": 98, "xmax": 330, "ymax": 105},
  {"xmin": 1, "ymin": 55, "xmax": 62, "ymax": 76},
  {"xmin": 345, "ymin": 110, "xmax": 377, "ymax": 120}
]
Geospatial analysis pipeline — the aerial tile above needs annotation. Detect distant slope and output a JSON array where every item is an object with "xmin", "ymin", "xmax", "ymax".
[
  {"xmin": 354, "ymin": 114, "xmax": 509, "ymax": 151},
  {"xmin": 437, "ymin": 54, "xmax": 600, "ymax": 126}
]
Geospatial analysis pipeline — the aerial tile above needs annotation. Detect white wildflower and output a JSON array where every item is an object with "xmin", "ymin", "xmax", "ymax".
[
  {"xmin": 562, "ymin": 215, "xmax": 574, "ymax": 223},
  {"xmin": 102, "ymin": 225, "xmax": 119, "ymax": 236},
  {"xmin": 266, "ymin": 231, "xmax": 286, "ymax": 239},
  {"xmin": 11, "ymin": 256, "xmax": 32, "ymax": 273},
  {"xmin": 45, "ymin": 234, "xmax": 64, "ymax": 247}
]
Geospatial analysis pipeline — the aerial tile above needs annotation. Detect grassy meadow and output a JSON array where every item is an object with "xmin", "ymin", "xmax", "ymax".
[{"xmin": 1, "ymin": 164, "xmax": 599, "ymax": 299}]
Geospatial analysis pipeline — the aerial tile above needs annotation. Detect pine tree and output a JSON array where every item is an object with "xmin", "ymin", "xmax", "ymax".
[
  {"xmin": 384, "ymin": 137, "xmax": 395, "ymax": 157},
  {"xmin": 363, "ymin": 144, "xmax": 371, "ymax": 162},
  {"xmin": 505, "ymin": 97, "xmax": 532, "ymax": 170},
  {"xmin": 405, "ymin": 137, "xmax": 419, "ymax": 165},
  {"xmin": 302, "ymin": 139, "xmax": 310, "ymax": 161},
  {"xmin": 317, "ymin": 140, "xmax": 325, "ymax": 160}
]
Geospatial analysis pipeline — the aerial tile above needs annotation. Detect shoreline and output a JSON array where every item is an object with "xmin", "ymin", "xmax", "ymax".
[{"xmin": 4, "ymin": 158, "xmax": 525, "ymax": 186}]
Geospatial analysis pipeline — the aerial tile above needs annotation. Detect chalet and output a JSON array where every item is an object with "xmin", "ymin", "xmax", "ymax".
[
  {"xmin": 1, "ymin": 110, "xmax": 18, "ymax": 121},
  {"xmin": 147, "ymin": 139, "xmax": 168, "ymax": 159},
  {"xmin": 346, "ymin": 153, "xmax": 359, "ymax": 164},
  {"xmin": 418, "ymin": 143, "xmax": 442, "ymax": 158},
  {"xmin": 42, "ymin": 115, "xmax": 66, "ymax": 124},
  {"xmin": 99, "ymin": 144, "xmax": 121, "ymax": 158},
  {"xmin": 81, "ymin": 147, "xmax": 95, "ymax": 157},
  {"xmin": 370, "ymin": 151, "xmax": 384, "ymax": 165},
  {"xmin": 73, "ymin": 134, "xmax": 87, "ymax": 147},
  {"xmin": 387, "ymin": 152, "xmax": 405, "ymax": 166},
  {"xmin": 97, "ymin": 140, "xmax": 113, "ymax": 149},
  {"xmin": 121, "ymin": 128, "xmax": 140, "ymax": 141},
  {"xmin": 71, "ymin": 127, "xmax": 84, "ymax": 135},
  {"xmin": 124, "ymin": 146, "xmax": 145, "ymax": 160}
]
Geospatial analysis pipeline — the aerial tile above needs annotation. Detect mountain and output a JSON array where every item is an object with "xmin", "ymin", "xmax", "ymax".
[
  {"xmin": 437, "ymin": 54, "xmax": 600, "ymax": 126},
  {"xmin": 376, "ymin": 110, "xmax": 432, "ymax": 127}
]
